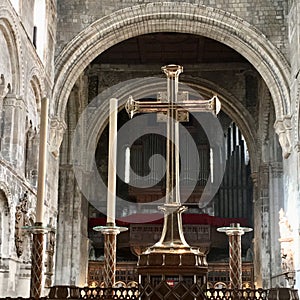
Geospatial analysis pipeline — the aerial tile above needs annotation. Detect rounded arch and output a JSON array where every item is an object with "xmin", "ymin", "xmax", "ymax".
[
  {"xmin": 75, "ymin": 75, "xmax": 258, "ymax": 173},
  {"xmin": 53, "ymin": 2, "xmax": 290, "ymax": 123},
  {"xmin": 0, "ymin": 182, "xmax": 12, "ymax": 257},
  {"xmin": 0, "ymin": 181, "xmax": 12, "ymax": 208},
  {"xmin": 0, "ymin": 6, "xmax": 23, "ymax": 95},
  {"xmin": 29, "ymin": 73, "xmax": 43, "ymax": 114}
]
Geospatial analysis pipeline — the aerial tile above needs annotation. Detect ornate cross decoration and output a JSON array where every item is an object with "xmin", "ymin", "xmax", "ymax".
[{"xmin": 125, "ymin": 64, "xmax": 221, "ymax": 251}]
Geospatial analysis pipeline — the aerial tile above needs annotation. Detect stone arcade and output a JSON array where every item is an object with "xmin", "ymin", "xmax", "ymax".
[{"xmin": 1, "ymin": 0, "xmax": 300, "ymax": 298}]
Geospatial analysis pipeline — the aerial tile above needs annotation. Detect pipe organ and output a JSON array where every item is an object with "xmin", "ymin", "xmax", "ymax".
[
  {"xmin": 214, "ymin": 123, "xmax": 252, "ymax": 221},
  {"xmin": 126, "ymin": 118, "xmax": 252, "ymax": 223},
  {"xmin": 127, "ymin": 114, "xmax": 210, "ymax": 205}
]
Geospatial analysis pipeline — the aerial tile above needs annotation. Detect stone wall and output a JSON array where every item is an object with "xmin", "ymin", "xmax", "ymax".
[
  {"xmin": 56, "ymin": 0, "xmax": 289, "ymax": 60},
  {"xmin": 0, "ymin": 0, "xmax": 57, "ymax": 297}
]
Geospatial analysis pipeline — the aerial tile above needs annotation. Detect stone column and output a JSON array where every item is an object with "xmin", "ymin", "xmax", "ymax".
[
  {"xmin": 295, "ymin": 143, "xmax": 300, "ymax": 293},
  {"xmin": 12, "ymin": 96, "xmax": 26, "ymax": 170},
  {"xmin": 1, "ymin": 93, "xmax": 17, "ymax": 162},
  {"xmin": 1, "ymin": 92, "xmax": 26, "ymax": 170},
  {"xmin": 54, "ymin": 168, "xmax": 89, "ymax": 287},
  {"xmin": 253, "ymin": 165, "xmax": 271, "ymax": 288},
  {"xmin": 269, "ymin": 162, "xmax": 285, "ymax": 287}
]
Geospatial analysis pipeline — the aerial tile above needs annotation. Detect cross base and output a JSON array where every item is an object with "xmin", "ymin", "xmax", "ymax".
[{"xmin": 137, "ymin": 203, "xmax": 208, "ymax": 286}]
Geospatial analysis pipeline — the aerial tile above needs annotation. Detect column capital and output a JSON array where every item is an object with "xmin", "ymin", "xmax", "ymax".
[
  {"xmin": 49, "ymin": 117, "xmax": 67, "ymax": 158},
  {"xmin": 274, "ymin": 115, "xmax": 292, "ymax": 159}
]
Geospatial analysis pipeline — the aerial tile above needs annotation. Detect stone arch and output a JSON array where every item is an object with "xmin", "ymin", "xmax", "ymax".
[
  {"xmin": 28, "ymin": 73, "xmax": 43, "ymax": 121},
  {"xmin": 0, "ymin": 6, "xmax": 23, "ymax": 95},
  {"xmin": 53, "ymin": 2, "xmax": 290, "ymax": 125},
  {"xmin": 75, "ymin": 76, "xmax": 258, "ymax": 174},
  {"xmin": 0, "ymin": 181, "xmax": 13, "ymax": 207},
  {"xmin": 0, "ymin": 182, "xmax": 12, "ymax": 257}
]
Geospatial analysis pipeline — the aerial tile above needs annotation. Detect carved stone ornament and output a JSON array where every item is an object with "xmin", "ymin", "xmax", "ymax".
[
  {"xmin": 15, "ymin": 191, "xmax": 30, "ymax": 257},
  {"xmin": 278, "ymin": 208, "xmax": 295, "ymax": 288},
  {"xmin": 49, "ymin": 117, "xmax": 67, "ymax": 158},
  {"xmin": 274, "ymin": 116, "xmax": 292, "ymax": 159},
  {"xmin": 0, "ymin": 74, "xmax": 9, "ymax": 100}
]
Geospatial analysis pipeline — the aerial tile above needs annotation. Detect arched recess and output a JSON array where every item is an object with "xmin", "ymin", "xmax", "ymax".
[
  {"xmin": 53, "ymin": 2, "xmax": 290, "ymax": 125},
  {"xmin": 0, "ymin": 6, "xmax": 23, "ymax": 95},
  {"xmin": 24, "ymin": 74, "xmax": 42, "ymax": 184},
  {"xmin": 0, "ymin": 182, "xmax": 12, "ymax": 257}
]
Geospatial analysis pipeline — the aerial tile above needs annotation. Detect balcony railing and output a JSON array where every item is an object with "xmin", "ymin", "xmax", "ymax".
[{"xmin": 1, "ymin": 283, "xmax": 296, "ymax": 300}]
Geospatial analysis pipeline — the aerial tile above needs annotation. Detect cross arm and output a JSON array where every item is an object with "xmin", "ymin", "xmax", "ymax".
[{"xmin": 125, "ymin": 95, "xmax": 221, "ymax": 119}]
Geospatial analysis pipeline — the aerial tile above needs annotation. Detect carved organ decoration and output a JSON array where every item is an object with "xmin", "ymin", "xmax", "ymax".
[
  {"xmin": 278, "ymin": 208, "xmax": 295, "ymax": 288},
  {"xmin": 15, "ymin": 192, "xmax": 30, "ymax": 257}
]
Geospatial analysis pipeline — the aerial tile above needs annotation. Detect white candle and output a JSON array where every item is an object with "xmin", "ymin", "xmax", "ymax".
[
  {"xmin": 36, "ymin": 97, "xmax": 49, "ymax": 224},
  {"xmin": 124, "ymin": 146, "xmax": 130, "ymax": 184},
  {"xmin": 107, "ymin": 98, "xmax": 118, "ymax": 226}
]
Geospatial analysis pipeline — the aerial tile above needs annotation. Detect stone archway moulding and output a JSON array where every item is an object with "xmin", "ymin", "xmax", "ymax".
[
  {"xmin": 0, "ymin": 181, "xmax": 13, "ymax": 209},
  {"xmin": 0, "ymin": 4, "xmax": 23, "ymax": 96},
  {"xmin": 53, "ymin": 2, "xmax": 291, "ymax": 125}
]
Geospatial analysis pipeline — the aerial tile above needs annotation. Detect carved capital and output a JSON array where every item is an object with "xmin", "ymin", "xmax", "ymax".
[
  {"xmin": 2, "ymin": 93, "xmax": 17, "ymax": 107},
  {"xmin": 49, "ymin": 117, "xmax": 67, "ymax": 158},
  {"xmin": 274, "ymin": 116, "xmax": 292, "ymax": 159},
  {"xmin": 0, "ymin": 74, "xmax": 9, "ymax": 100}
]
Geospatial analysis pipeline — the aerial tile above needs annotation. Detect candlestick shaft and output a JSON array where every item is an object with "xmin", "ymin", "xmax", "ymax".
[
  {"xmin": 229, "ymin": 233, "xmax": 242, "ymax": 289},
  {"xmin": 107, "ymin": 98, "xmax": 118, "ymax": 225},
  {"xmin": 36, "ymin": 97, "xmax": 49, "ymax": 224},
  {"xmin": 103, "ymin": 232, "xmax": 117, "ymax": 287},
  {"xmin": 30, "ymin": 232, "xmax": 44, "ymax": 298}
]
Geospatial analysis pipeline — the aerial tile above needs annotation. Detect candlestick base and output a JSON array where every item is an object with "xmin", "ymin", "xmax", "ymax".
[{"xmin": 93, "ymin": 225, "xmax": 127, "ymax": 287}]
